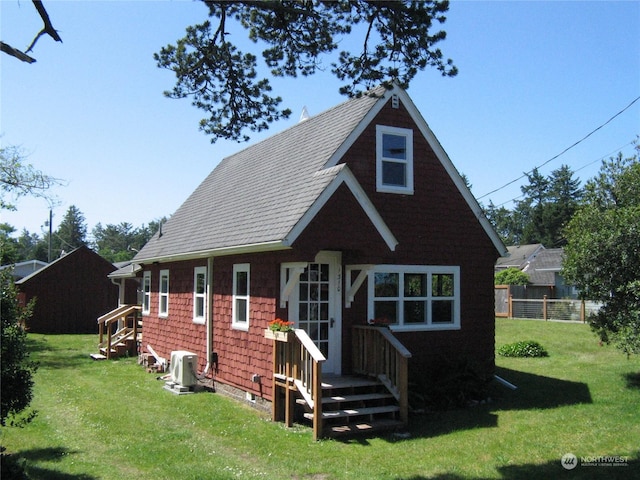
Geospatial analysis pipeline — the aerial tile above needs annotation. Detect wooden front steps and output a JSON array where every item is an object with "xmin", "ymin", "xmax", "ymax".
[
  {"xmin": 98, "ymin": 339, "xmax": 136, "ymax": 359},
  {"xmin": 301, "ymin": 375, "xmax": 405, "ymax": 437}
]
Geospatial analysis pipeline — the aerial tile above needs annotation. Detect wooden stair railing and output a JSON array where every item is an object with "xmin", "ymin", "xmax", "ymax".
[
  {"xmin": 270, "ymin": 329, "xmax": 326, "ymax": 440},
  {"xmin": 352, "ymin": 326, "xmax": 412, "ymax": 424},
  {"xmin": 97, "ymin": 305, "xmax": 141, "ymax": 359}
]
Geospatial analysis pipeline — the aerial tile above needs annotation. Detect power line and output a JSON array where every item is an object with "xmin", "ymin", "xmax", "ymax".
[
  {"xmin": 477, "ymin": 95, "xmax": 640, "ymax": 200},
  {"xmin": 487, "ymin": 140, "xmax": 635, "ymax": 209}
]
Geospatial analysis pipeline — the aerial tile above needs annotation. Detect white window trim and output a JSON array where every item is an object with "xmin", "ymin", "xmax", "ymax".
[
  {"xmin": 159, "ymin": 269, "xmax": 169, "ymax": 318},
  {"xmin": 142, "ymin": 271, "xmax": 151, "ymax": 315},
  {"xmin": 232, "ymin": 263, "xmax": 250, "ymax": 331},
  {"xmin": 193, "ymin": 266, "xmax": 207, "ymax": 324},
  {"xmin": 368, "ymin": 265, "xmax": 460, "ymax": 331},
  {"xmin": 376, "ymin": 125, "xmax": 414, "ymax": 194}
]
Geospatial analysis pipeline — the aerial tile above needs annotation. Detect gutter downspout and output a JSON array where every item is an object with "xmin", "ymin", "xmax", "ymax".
[
  {"xmin": 205, "ymin": 256, "xmax": 215, "ymax": 378},
  {"xmin": 190, "ymin": 257, "xmax": 215, "ymax": 381},
  {"xmin": 110, "ymin": 277, "xmax": 125, "ymax": 307}
]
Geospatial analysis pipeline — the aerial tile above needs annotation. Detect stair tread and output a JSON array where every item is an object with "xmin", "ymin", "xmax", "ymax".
[
  {"xmin": 304, "ymin": 405, "xmax": 400, "ymax": 420},
  {"xmin": 322, "ymin": 392, "xmax": 394, "ymax": 404},
  {"xmin": 321, "ymin": 376, "xmax": 380, "ymax": 390},
  {"xmin": 328, "ymin": 419, "xmax": 405, "ymax": 436}
]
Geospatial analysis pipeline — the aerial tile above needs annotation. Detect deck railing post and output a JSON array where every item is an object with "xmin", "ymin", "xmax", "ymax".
[
  {"xmin": 271, "ymin": 340, "xmax": 278, "ymax": 423},
  {"xmin": 398, "ymin": 355, "xmax": 409, "ymax": 424},
  {"xmin": 312, "ymin": 360, "xmax": 322, "ymax": 440}
]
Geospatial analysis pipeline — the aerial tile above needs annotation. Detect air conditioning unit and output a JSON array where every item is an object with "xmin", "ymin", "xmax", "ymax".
[{"xmin": 169, "ymin": 351, "xmax": 198, "ymax": 388}]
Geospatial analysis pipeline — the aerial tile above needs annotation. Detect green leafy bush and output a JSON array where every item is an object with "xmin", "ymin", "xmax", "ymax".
[{"xmin": 498, "ymin": 340, "xmax": 549, "ymax": 358}]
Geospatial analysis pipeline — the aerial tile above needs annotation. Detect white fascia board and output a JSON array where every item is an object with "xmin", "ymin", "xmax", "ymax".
[
  {"xmin": 284, "ymin": 166, "xmax": 398, "ymax": 252},
  {"xmin": 323, "ymin": 90, "xmax": 390, "ymax": 169},
  {"xmin": 133, "ymin": 241, "xmax": 291, "ymax": 265}
]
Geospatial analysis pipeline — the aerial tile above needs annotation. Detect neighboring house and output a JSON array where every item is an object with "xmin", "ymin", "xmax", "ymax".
[
  {"xmin": 0, "ymin": 259, "xmax": 48, "ymax": 280},
  {"xmin": 131, "ymin": 84, "xmax": 506, "ymax": 436},
  {"xmin": 495, "ymin": 244, "xmax": 576, "ymax": 299},
  {"xmin": 17, "ymin": 246, "xmax": 120, "ymax": 333},
  {"xmin": 495, "ymin": 244, "xmax": 545, "ymax": 271}
]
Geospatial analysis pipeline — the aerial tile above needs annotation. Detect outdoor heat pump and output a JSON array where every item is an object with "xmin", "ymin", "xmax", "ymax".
[{"xmin": 169, "ymin": 351, "xmax": 198, "ymax": 388}]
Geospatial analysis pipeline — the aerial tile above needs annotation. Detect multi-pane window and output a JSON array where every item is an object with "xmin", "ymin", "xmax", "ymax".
[
  {"xmin": 376, "ymin": 125, "xmax": 413, "ymax": 194},
  {"xmin": 142, "ymin": 271, "xmax": 151, "ymax": 315},
  {"xmin": 159, "ymin": 269, "xmax": 169, "ymax": 317},
  {"xmin": 193, "ymin": 266, "xmax": 207, "ymax": 324},
  {"xmin": 232, "ymin": 264, "xmax": 250, "ymax": 330},
  {"xmin": 369, "ymin": 266, "xmax": 459, "ymax": 330}
]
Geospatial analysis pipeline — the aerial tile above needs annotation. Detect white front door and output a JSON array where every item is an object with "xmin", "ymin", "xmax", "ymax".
[{"xmin": 290, "ymin": 252, "xmax": 342, "ymax": 374}]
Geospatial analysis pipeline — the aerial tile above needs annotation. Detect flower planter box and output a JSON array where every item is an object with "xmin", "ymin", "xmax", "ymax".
[{"xmin": 264, "ymin": 329, "xmax": 294, "ymax": 342}]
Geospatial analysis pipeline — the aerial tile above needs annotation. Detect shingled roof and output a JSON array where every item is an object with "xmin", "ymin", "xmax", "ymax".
[
  {"xmin": 134, "ymin": 86, "xmax": 388, "ymax": 263},
  {"xmin": 134, "ymin": 84, "xmax": 506, "ymax": 263}
]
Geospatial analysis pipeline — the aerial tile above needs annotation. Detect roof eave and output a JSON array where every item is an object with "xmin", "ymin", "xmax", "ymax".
[{"xmin": 133, "ymin": 240, "xmax": 292, "ymax": 265}]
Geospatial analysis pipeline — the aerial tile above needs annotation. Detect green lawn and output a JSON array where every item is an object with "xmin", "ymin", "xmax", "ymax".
[{"xmin": 2, "ymin": 319, "xmax": 639, "ymax": 479}]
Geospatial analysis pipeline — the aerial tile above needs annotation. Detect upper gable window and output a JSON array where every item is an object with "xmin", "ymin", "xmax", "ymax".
[{"xmin": 376, "ymin": 125, "xmax": 414, "ymax": 194}]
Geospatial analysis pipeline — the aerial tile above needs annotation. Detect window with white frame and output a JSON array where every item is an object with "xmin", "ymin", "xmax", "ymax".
[
  {"xmin": 368, "ymin": 265, "xmax": 460, "ymax": 330},
  {"xmin": 193, "ymin": 266, "xmax": 207, "ymax": 324},
  {"xmin": 232, "ymin": 264, "xmax": 250, "ymax": 330},
  {"xmin": 376, "ymin": 125, "xmax": 413, "ymax": 194},
  {"xmin": 142, "ymin": 271, "xmax": 151, "ymax": 315},
  {"xmin": 159, "ymin": 269, "xmax": 169, "ymax": 318}
]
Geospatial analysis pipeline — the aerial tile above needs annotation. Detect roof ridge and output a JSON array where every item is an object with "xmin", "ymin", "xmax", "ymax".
[{"xmin": 222, "ymin": 85, "xmax": 387, "ymax": 162}]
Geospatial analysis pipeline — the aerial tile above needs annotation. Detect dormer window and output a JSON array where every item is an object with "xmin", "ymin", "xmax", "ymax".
[{"xmin": 376, "ymin": 125, "xmax": 413, "ymax": 194}]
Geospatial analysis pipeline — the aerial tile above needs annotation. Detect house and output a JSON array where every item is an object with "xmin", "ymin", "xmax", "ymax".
[
  {"xmin": 129, "ymin": 84, "xmax": 506, "ymax": 437},
  {"xmin": 495, "ymin": 243, "xmax": 545, "ymax": 271},
  {"xmin": 495, "ymin": 245, "xmax": 576, "ymax": 299},
  {"xmin": 17, "ymin": 246, "xmax": 121, "ymax": 334},
  {"xmin": 0, "ymin": 259, "xmax": 48, "ymax": 280}
]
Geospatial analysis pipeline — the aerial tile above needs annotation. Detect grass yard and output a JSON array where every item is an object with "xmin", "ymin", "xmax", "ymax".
[{"xmin": 1, "ymin": 319, "xmax": 638, "ymax": 479}]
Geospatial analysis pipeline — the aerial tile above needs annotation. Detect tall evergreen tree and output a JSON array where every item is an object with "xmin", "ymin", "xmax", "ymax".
[
  {"xmin": 53, "ymin": 205, "xmax": 87, "ymax": 256},
  {"xmin": 518, "ymin": 165, "xmax": 581, "ymax": 246}
]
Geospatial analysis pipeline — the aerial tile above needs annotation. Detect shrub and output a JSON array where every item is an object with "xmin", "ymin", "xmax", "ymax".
[
  {"xmin": 498, "ymin": 340, "xmax": 549, "ymax": 358},
  {"xmin": 495, "ymin": 267, "xmax": 529, "ymax": 286}
]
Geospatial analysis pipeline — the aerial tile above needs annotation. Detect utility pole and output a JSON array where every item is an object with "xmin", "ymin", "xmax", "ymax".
[{"xmin": 48, "ymin": 209, "xmax": 52, "ymax": 263}]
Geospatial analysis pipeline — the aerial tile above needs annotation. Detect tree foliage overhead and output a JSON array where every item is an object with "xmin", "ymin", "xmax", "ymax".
[
  {"xmin": 563, "ymin": 147, "xmax": 640, "ymax": 356},
  {"xmin": 155, "ymin": 0, "xmax": 457, "ymax": 143}
]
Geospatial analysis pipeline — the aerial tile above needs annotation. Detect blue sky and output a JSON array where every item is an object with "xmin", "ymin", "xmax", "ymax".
[{"xmin": 1, "ymin": 0, "xmax": 639, "ymax": 240}]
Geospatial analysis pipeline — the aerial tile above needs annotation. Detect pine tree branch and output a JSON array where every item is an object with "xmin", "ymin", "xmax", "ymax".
[
  {"xmin": 0, "ymin": 41, "xmax": 36, "ymax": 64},
  {"xmin": 25, "ymin": 0, "xmax": 63, "ymax": 54}
]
